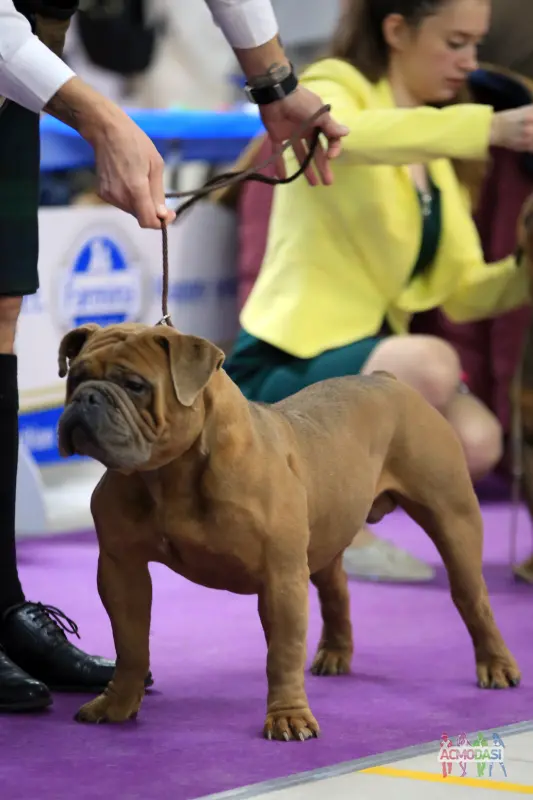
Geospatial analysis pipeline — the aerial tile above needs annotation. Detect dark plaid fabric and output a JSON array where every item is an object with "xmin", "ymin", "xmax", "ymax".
[
  {"xmin": 14, "ymin": 1, "xmax": 78, "ymax": 21},
  {"xmin": 0, "ymin": 102, "xmax": 40, "ymax": 297}
]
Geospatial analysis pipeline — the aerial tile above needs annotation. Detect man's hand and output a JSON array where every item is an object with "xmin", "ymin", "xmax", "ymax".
[
  {"xmin": 44, "ymin": 77, "xmax": 176, "ymax": 229},
  {"xmin": 258, "ymin": 85, "xmax": 349, "ymax": 186},
  {"xmin": 89, "ymin": 112, "xmax": 176, "ymax": 229},
  {"xmin": 231, "ymin": 34, "xmax": 349, "ymax": 187}
]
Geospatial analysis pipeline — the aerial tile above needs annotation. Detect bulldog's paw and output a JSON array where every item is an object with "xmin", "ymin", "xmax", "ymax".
[
  {"xmin": 74, "ymin": 692, "xmax": 142, "ymax": 724},
  {"xmin": 311, "ymin": 646, "xmax": 352, "ymax": 676},
  {"xmin": 263, "ymin": 708, "xmax": 320, "ymax": 741},
  {"xmin": 476, "ymin": 650, "xmax": 521, "ymax": 689}
]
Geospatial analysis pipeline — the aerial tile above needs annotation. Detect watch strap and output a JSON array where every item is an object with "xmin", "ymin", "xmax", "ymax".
[{"xmin": 245, "ymin": 66, "xmax": 298, "ymax": 105}]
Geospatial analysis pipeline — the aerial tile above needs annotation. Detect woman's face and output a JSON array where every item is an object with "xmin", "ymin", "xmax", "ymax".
[{"xmin": 385, "ymin": 0, "xmax": 491, "ymax": 104}]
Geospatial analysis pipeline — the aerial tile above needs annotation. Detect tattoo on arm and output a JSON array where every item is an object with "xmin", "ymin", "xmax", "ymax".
[
  {"xmin": 44, "ymin": 94, "xmax": 83, "ymax": 131},
  {"xmin": 247, "ymin": 60, "xmax": 291, "ymax": 89}
]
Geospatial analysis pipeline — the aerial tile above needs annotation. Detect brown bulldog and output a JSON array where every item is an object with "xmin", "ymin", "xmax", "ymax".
[{"xmin": 56, "ymin": 322, "xmax": 520, "ymax": 739}]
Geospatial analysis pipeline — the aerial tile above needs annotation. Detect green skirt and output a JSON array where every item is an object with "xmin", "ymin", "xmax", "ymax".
[
  {"xmin": 225, "ymin": 328, "xmax": 388, "ymax": 403},
  {"xmin": 226, "ymin": 179, "xmax": 441, "ymax": 404}
]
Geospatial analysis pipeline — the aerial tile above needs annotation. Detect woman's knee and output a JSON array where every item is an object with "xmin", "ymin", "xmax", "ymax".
[
  {"xmin": 363, "ymin": 335, "xmax": 461, "ymax": 410},
  {"xmin": 453, "ymin": 403, "xmax": 504, "ymax": 481}
]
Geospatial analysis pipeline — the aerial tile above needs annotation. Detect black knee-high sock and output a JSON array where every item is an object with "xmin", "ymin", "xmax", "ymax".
[{"xmin": 0, "ymin": 354, "xmax": 25, "ymax": 613}]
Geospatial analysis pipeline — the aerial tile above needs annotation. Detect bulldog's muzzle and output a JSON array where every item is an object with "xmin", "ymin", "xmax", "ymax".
[{"xmin": 58, "ymin": 381, "xmax": 152, "ymax": 469}]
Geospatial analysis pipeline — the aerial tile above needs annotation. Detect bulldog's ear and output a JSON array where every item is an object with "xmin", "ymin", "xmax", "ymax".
[
  {"xmin": 58, "ymin": 324, "xmax": 100, "ymax": 378},
  {"xmin": 157, "ymin": 332, "xmax": 225, "ymax": 407}
]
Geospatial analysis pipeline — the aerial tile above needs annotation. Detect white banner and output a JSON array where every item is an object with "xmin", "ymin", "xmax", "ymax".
[{"xmin": 17, "ymin": 202, "xmax": 239, "ymax": 463}]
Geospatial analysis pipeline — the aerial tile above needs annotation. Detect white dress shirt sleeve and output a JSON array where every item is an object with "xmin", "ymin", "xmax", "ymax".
[
  {"xmin": 0, "ymin": 0, "xmax": 75, "ymax": 113},
  {"xmin": 203, "ymin": 0, "xmax": 278, "ymax": 49}
]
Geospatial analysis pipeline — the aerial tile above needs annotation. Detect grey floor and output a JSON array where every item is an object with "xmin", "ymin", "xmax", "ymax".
[{"xmin": 200, "ymin": 723, "xmax": 533, "ymax": 799}]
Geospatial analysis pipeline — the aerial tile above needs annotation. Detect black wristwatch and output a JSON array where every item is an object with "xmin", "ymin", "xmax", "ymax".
[{"xmin": 244, "ymin": 65, "xmax": 299, "ymax": 105}]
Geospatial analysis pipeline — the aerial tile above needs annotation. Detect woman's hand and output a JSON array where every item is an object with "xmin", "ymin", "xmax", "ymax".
[
  {"xmin": 259, "ymin": 86, "xmax": 349, "ymax": 186},
  {"xmin": 491, "ymin": 105, "xmax": 533, "ymax": 153}
]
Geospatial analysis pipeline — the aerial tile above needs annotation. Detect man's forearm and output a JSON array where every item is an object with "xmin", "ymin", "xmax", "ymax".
[
  {"xmin": 203, "ymin": 0, "xmax": 295, "ymax": 84},
  {"xmin": 232, "ymin": 35, "xmax": 292, "ymax": 87},
  {"xmin": 43, "ymin": 76, "xmax": 127, "ymax": 145},
  {"xmin": 43, "ymin": 77, "xmax": 84, "ymax": 131}
]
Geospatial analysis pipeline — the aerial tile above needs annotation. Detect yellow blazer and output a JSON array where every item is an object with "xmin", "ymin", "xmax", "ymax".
[{"xmin": 240, "ymin": 58, "xmax": 530, "ymax": 358}]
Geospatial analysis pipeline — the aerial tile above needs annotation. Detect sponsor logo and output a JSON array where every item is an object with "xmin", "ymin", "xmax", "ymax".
[{"xmin": 55, "ymin": 228, "xmax": 145, "ymax": 331}]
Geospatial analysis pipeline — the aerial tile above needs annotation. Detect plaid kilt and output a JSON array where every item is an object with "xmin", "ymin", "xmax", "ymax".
[{"xmin": 0, "ymin": 101, "xmax": 40, "ymax": 296}]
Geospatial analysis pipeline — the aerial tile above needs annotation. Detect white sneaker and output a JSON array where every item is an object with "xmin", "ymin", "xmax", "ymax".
[
  {"xmin": 342, "ymin": 538, "xmax": 435, "ymax": 583},
  {"xmin": 513, "ymin": 556, "xmax": 533, "ymax": 584}
]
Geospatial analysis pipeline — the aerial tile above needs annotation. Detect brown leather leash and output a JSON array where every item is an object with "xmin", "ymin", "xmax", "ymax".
[{"xmin": 156, "ymin": 104, "xmax": 332, "ymax": 327}]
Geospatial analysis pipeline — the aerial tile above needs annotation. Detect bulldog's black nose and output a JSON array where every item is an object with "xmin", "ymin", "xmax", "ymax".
[{"xmin": 75, "ymin": 388, "xmax": 102, "ymax": 408}]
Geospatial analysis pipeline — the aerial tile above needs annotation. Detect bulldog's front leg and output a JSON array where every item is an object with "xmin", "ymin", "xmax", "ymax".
[
  {"xmin": 75, "ymin": 550, "xmax": 152, "ymax": 724},
  {"xmin": 259, "ymin": 556, "xmax": 319, "ymax": 742}
]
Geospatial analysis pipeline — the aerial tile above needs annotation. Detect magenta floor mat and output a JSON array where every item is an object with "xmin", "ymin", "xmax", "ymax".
[{"xmin": 1, "ymin": 502, "xmax": 532, "ymax": 799}]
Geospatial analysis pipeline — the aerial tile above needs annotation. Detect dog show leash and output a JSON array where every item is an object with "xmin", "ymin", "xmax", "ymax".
[{"xmin": 155, "ymin": 104, "xmax": 332, "ymax": 328}]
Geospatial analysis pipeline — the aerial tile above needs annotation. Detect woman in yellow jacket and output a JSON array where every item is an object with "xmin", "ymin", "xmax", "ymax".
[{"xmin": 225, "ymin": 0, "xmax": 533, "ymax": 581}]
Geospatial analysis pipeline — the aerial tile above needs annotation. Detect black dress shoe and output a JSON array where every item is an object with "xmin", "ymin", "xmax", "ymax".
[
  {"xmin": 0, "ymin": 602, "xmax": 153, "ymax": 693},
  {"xmin": 0, "ymin": 647, "xmax": 52, "ymax": 712}
]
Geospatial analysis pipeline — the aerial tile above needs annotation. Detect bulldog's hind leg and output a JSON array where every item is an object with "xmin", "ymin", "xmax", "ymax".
[
  {"xmin": 75, "ymin": 549, "xmax": 152, "ymax": 723},
  {"xmin": 310, "ymin": 553, "xmax": 353, "ymax": 676},
  {"xmin": 400, "ymin": 474, "xmax": 520, "ymax": 689}
]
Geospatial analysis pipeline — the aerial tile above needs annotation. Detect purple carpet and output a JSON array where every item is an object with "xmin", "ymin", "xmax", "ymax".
[{"xmin": 2, "ymin": 503, "xmax": 533, "ymax": 799}]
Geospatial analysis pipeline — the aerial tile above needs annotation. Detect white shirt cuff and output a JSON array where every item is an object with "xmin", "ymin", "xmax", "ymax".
[
  {"xmin": 1, "ymin": 34, "xmax": 75, "ymax": 113},
  {"xmin": 206, "ymin": 0, "xmax": 278, "ymax": 49}
]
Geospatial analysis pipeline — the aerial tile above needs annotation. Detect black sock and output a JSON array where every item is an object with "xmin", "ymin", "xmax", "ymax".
[{"xmin": 0, "ymin": 354, "xmax": 25, "ymax": 614}]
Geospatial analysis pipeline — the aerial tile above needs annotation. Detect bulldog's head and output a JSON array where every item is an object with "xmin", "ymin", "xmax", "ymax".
[{"xmin": 57, "ymin": 322, "xmax": 225, "ymax": 472}]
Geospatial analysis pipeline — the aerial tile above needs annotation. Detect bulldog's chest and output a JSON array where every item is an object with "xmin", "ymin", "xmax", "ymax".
[{"xmin": 152, "ymin": 499, "xmax": 264, "ymax": 594}]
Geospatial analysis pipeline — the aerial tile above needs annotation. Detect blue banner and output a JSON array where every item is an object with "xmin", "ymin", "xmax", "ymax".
[{"xmin": 19, "ymin": 406, "xmax": 86, "ymax": 466}]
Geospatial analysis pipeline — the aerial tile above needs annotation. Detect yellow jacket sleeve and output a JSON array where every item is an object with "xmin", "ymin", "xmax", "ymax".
[
  {"xmin": 442, "ymin": 255, "xmax": 530, "ymax": 322},
  {"xmin": 299, "ymin": 59, "xmax": 494, "ymax": 166}
]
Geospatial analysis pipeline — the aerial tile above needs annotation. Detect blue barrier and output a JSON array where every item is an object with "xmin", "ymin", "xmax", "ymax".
[{"xmin": 40, "ymin": 106, "xmax": 264, "ymax": 171}]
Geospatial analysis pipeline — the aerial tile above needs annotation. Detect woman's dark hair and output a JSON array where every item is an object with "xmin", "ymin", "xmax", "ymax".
[
  {"xmin": 328, "ymin": 0, "xmax": 488, "ymax": 209},
  {"xmin": 330, "ymin": 0, "xmax": 453, "ymax": 82}
]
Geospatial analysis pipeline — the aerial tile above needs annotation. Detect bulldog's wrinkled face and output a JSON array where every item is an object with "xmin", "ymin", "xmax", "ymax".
[{"xmin": 57, "ymin": 322, "xmax": 225, "ymax": 472}]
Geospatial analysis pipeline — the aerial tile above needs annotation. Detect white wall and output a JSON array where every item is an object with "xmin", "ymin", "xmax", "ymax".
[
  {"xmin": 272, "ymin": 0, "xmax": 342, "ymax": 47},
  {"xmin": 64, "ymin": 0, "xmax": 343, "ymax": 110},
  {"xmin": 64, "ymin": 0, "xmax": 238, "ymax": 109}
]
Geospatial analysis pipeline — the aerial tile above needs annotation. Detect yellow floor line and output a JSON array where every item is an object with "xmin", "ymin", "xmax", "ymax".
[{"xmin": 361, "ymin": 766, "xmax": 533, "ymax": 793}]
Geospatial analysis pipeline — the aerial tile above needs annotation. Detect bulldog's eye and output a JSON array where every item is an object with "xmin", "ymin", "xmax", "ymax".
[{"xmin": 125, "ymin": 378, "xmax": 146, "ymax": 394}]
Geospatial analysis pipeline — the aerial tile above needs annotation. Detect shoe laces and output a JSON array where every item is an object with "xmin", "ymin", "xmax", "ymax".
[{"xmin": 26, "ymin": 603, "xmax": 81, "ymax": 640}]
